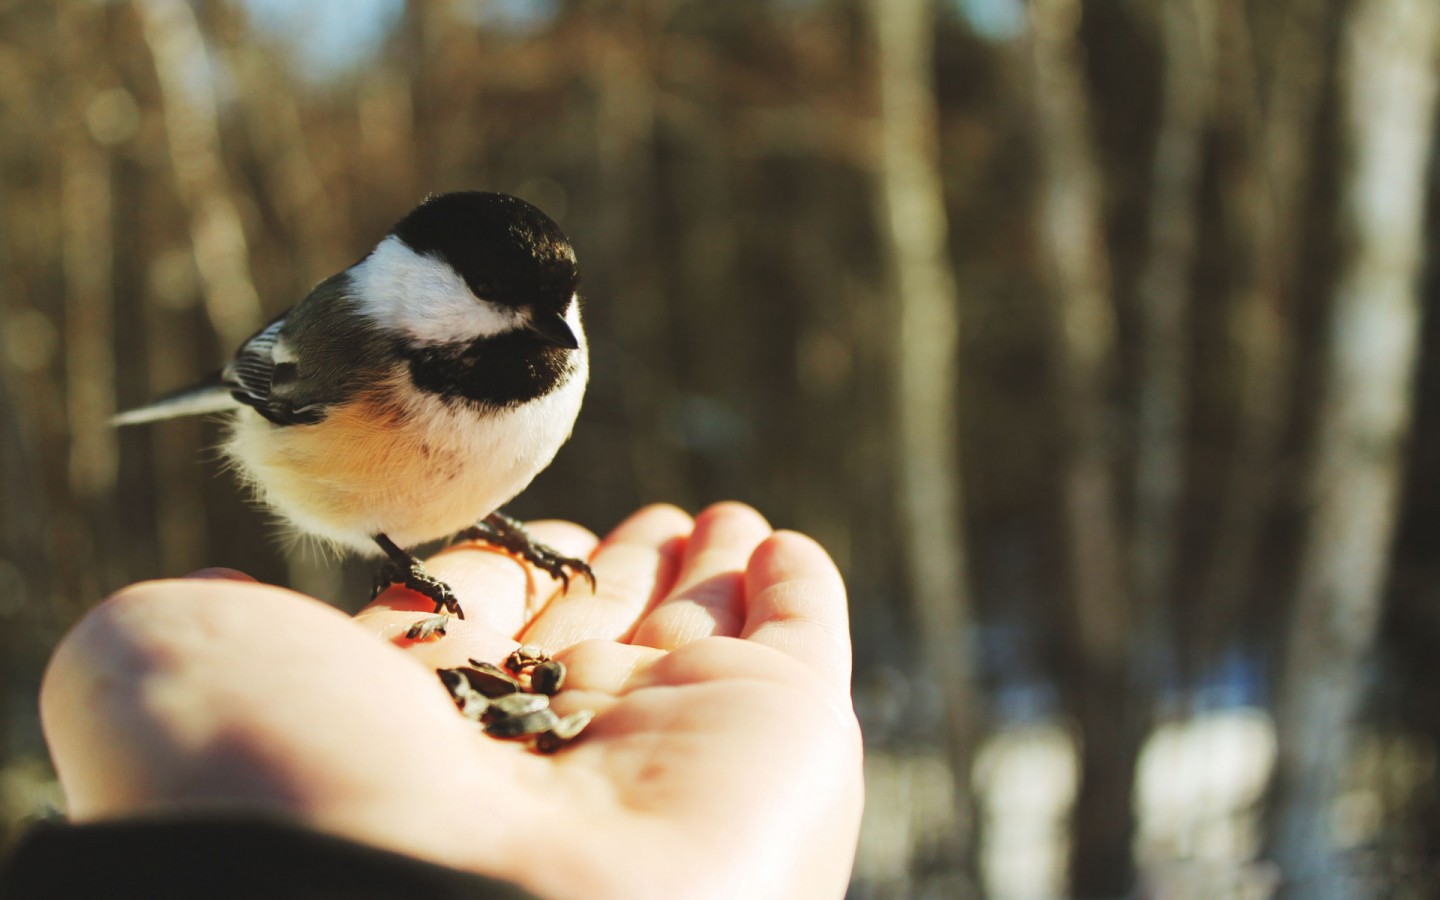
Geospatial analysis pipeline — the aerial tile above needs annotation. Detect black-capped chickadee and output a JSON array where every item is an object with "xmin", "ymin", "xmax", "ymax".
[{"xmin": 116, "ymin": 191, "xmax": 593, "ymax": 626}]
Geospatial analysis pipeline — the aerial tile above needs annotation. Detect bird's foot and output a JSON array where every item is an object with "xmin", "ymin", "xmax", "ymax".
[
  {"xmin": 372, "ymin": 533, "xmax": 465, "ymax": 619},
  {"xmin": 456, "ymin": 511, "xmax": 596, "ymax": 593}
]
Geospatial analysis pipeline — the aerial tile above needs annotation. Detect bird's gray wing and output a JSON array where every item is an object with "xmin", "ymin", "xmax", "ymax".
[
  {"xmin": 115, "ymin": 274, "xmax": 373, "ymax": 428},
  {"xmin": 224, "ymin": 314, "xmax": 285, "ymax": 403},
  {"xmin": 112, "ymin": 311, "xmax": 301, "ymax": 427},
  {"xmin": 218, "ymin": 313, "xmax": 327, "ymax": 426},
  {"xmin": 223, "ymin": 273, "xmax": 393, "ymax": 426}
]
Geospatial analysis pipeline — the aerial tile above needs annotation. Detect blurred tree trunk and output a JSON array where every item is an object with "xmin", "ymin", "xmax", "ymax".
[
  {"xmin": 133, "ymin": 0, "xmax": 262, "ymax": 348},
  {"xmin": 60, "ymin": 117, "xmax": 117, "ymax": 506},
  {"xmin": 866, "ymin": 0, "xmax": 980, "ymax": 876},
  {"xmin": 1268, "ymin": 1, "xmax": 1440, "ymax": 896},
  {"xmin": 1199, "ymin": 0, "xmax": 1332, "ymax": 655},
  {"xmin": 1026, "ymin": 0, "xmax": 1135, "ymax": 893},
  {"xmin": 58, "ymin": 0, "xmax": 120, "ymax": 607},
  {"xmin": 214, "ymin": 4, "xmax": 347, "ymax": 284},
  {"xmin": 582, "ymin": 4, "xmax": 686, "ymax": 507},
  {"xmin": 1132, "ymin": 0, "xmax": 1211, "ymax": 662}
]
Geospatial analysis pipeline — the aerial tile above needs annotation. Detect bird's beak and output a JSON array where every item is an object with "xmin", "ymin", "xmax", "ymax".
[{"xmin": 526, "ymin": 309, "xmax": 580, "ymax": 349}]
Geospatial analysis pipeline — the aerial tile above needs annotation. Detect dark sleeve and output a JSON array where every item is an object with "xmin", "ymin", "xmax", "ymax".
[{"xmin": 0, "ymin": 816, "xmax": 541, "ymax": 900}]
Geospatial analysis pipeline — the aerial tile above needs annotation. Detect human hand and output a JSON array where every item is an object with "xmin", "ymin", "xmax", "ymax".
[{"xmin": 41, "ymin": 503, "xmax": 864, "ymax": 899}]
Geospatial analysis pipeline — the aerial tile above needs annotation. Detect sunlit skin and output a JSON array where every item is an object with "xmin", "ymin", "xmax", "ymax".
[{"xmin": 40, "ymin": 503, "xmax": 864, "ymax": 900}]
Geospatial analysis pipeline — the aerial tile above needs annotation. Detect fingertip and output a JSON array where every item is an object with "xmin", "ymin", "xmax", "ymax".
[
  {"xmin": 746, "ymin": 531, "xmax": 845, "ymax": 594},
  {"xmin": 693, "ymin": 500, "xmax": 771, "ymax": 534},
  {"xmin": 183, "ymin": 567, "xmax": 257, "ymax": 582},
  {"xmin": 639, "ymin": 501, "xmax": 693, "ymax": 522},
  {"xmin": 739, "ymin": 530, "xmax": 852, "ymax": 689},
  {"xmin": 681, "ymin": 502, "xmax": 773, "ymax": 571},
  {"xmin": 603, "ymin": 503, "xmax": 694, "ymax": 545},
  {"xmin": 519, "ymin": 520, "xmax": 601, "ymax": 553}
]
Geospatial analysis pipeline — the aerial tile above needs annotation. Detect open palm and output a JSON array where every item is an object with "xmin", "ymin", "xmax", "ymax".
[{"xmin": 42, "ymin": 503, "xmax": 863, "ymax": 899}]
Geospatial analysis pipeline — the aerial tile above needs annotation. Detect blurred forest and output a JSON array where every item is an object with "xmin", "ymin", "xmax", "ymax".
[{"xmin": 2, "ymin": 0, "xmax": 1439, "ymax": 896}]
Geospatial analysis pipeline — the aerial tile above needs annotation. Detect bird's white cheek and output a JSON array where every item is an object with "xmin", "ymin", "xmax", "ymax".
[{"xmin": 352, "ymin": 235, "xmax": 525, "ymax": 345}]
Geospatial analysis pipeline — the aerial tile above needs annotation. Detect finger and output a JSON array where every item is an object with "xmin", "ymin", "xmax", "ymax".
[
  {"xmin": 553, "ymin": 639, "xmax": 665, "ymax": 697},
  {"xmin": 183, "ymin": 568, "xmax": 256, "ymax": 582},
  {"xmin": 361, "ymin": 521, "xmax": 599, "ymax": 640},
  {"xmin": 357, "ymin": 609, "xmax": 522, "ymax": 671},
  {"xmin": 740, "ymin": 532, "xmax": 852, "ymax": 693},
  {"xmin": 520, "ymin": 504, "xmax": 692, "ymax": 648},
  {"xmin": 40, "ymin": 579, "xmax": 478, "ymax": 824},
  {"xmin": 631, "ymin": 502, "xmax": 771, "ymax": 651}
]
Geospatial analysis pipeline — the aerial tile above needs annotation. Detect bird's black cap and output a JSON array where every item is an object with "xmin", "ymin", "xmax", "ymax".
[{"xmin": 391, "ymin": 192, "xmax": 578, "ymax": 313}]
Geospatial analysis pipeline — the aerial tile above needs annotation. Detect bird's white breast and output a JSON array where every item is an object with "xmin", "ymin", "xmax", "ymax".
[{"xmin": 223, "ymin": 308, "xmax": 588, "ymax": 555}]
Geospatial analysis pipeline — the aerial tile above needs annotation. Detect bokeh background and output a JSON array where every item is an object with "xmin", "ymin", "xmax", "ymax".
[{"xmin": 2, "ymin": 0, "xmax": 1439, "ymax": 896}]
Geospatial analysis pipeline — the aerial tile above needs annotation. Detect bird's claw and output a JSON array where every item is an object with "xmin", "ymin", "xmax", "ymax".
[
  {"xmin": 458, "ymin": 512, "xmax": 597, "ymax": 594},
  {"xmin": 372, "ymin": 557, "xmax": 466, "ymax": 618}
]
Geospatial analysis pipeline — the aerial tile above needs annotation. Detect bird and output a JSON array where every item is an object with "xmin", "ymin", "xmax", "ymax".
[{"xmin": 115, "ymin": 191, "xmax": 593, "ymax": 631}]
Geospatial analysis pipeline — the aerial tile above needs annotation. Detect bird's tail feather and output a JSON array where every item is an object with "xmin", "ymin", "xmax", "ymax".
[{"xmin": 113, "ymin": 379, "xmax": 237, "ymax": 426}]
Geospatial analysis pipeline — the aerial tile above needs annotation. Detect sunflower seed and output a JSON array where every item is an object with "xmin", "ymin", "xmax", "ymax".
[
  {"xmin": 456, "ymin": 691, "xmax": 490, "ymax": 721},
  {"xmin": 437, "ymin": 668, "xmax": 471, "ymax": 700},
  {"xmin": 504, "ymin": 644, "xmax": 548, "ymax": 674},
  {"xmin": 486, "ymin": 708, "xmax": 561, "ymax": 739},
  {"xmin": 485, "ymin": 692, "xmax": 550, "ymax": 720},
  {"xmin": 405, "ymin": 614, "xmax": 449, "ymax": 641},
  {"xmin": 454, "ymin": 661, "xmax": 523, "ymax": 697},
  {"xmin": 535, "ymin": 710, "xmax": 596, "ymax": 753},
  {"xmin": 529, "ymin": 659, "xmax": 566, "ymax": 695},
  {"xmin": 437, "ymin": 668, "xmax": 491, "ymax": 719}
]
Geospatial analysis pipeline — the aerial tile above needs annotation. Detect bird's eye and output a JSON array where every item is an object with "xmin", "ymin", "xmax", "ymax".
[{"xmin": 464, "ymin": 278, "xmax": 496, "ymax": 300}]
